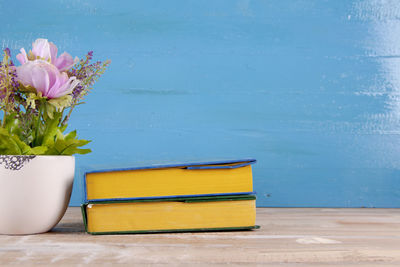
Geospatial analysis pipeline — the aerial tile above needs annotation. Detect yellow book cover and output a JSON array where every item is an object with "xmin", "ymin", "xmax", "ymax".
[
  {"xmin": 84, "ymin": 159, "xmax": 256, "ymax": 201},
  {"xmin": 81, "ymin": 195, "xmax": 258, "ymax": 234}
]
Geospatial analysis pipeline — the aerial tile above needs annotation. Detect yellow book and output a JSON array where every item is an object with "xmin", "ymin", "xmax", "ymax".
[
  {"xmin": 81, "ymin": 195, "xmax": 257, "ymax": 234},
  {"xmin": 84, "ymin": 159, "xmax": 256, "ymax": 201}
]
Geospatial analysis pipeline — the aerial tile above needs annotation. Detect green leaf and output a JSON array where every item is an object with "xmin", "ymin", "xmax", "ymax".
[
  {"xmin": 10, "ymin": 135, "xmax": 33, "ymax": 155},
  {"xmin": 55, "ymin": 128, "xmax": 65, "ymax": 140},
  {"xmin": 64, "ymin": 130, "xmax": 77, "ymax": 140},
  {"xmin": 48, "ymin": 95, "xmax": 72, "ymax": 110},
  {"xmin": 0, "ymin": 128, "xmax": 34, "ymax": 155},
  {"xmin": 0, "ymin": 129, "xmax": 20, "ymax": 155},
  {"xmin": 59, "ymin": 138, "xmax": 91, "ymax": 155},
  {"xmin": 4, "ymin": 115, "xmax": 20, "ymax": 135},
  {"xmin": 44, "ymin": 135, "xmax": 91, "ymax": 155},
  {"xmin": 0, "ymin": 123, "xmax": 91, "ymax": 156},
  {"xmin": 41, "ymin": 112, "xmax": 62, "ymax": 146},
  {"xmin": 44, "ymin": 102, "xmax": 56, "ymax": 119},
  {"xmin": 60, "ymin": 123, "xmax": 68, "ymax": 133},
  {"xmin": 31, "ymin": 146, "xmax": 48, "ymax": 155},
  {"xmin": 62, "ymin": 145, "xmax": 92, "ymax": 155}
]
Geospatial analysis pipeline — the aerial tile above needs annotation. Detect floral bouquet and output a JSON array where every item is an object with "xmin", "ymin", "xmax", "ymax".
[{"xmin": 0, "ymin": 39, "xmax": 109, "ymax": 155}]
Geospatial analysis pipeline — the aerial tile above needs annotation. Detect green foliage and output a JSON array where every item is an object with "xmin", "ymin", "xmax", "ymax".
[
  {"xmin": 48, "ymin": 95, "xmax": 72, "ymax": 112},
  {"xmin": 1, "ymin": 47, "xmax": 109, "ymax": 156},
  {"xmin": 0, "ymin": 113, "xmax": 91, "ymax": 156}
]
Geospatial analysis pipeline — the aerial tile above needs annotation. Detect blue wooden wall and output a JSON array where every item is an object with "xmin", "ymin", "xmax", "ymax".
[{"xmin": 1, "ymin": 0, "xmax": 400, "ymax": 207}]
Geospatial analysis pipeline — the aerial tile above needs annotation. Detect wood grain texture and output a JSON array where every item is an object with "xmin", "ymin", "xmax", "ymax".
[{"xmin": 0, "ymin": 207, "xmax": 399, "ymax": 265}]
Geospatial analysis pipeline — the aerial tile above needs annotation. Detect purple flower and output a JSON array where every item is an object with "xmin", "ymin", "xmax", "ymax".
[
  {"xmin": 4, "ymin": 48, "xmax": 11, "ymax": 57},
  {"xmin": 16, "ymin": 60, "xmax": 79, "ymax": 99},
  {"xmin": 16, "ymin": 39, "xmax": 78, "ymax": 72}
]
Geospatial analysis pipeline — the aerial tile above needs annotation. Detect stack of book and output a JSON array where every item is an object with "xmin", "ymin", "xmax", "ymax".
[{"xmin": 81, "ymin": 159, "xmax": 258, "ymax": 235}]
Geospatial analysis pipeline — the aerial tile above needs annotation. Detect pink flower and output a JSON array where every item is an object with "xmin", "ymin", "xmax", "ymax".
[
  {"xmin": 16, "ymin": 39, "xmax": 78, "ymax": 71},
  {"xmin": 16, "ymin": 60, "xmax": 79, "ymax": 99},
  {"xmin": 16, "ymin": 48, "xmax": 28, "ymax": 65}
]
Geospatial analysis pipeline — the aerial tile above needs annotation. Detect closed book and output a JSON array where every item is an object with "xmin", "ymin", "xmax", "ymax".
[
  {"xmin": 82, "ymin": 195, "xmax": 258, "ymax": 235},
  {"xmin": 84, "ymin": 159, "xmax": 256, "ymax": 202}
]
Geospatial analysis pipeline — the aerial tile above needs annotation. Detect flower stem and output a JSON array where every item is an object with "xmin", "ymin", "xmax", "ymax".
[
  {"xmin": 1, "ymin": 110, "xmax": 7, "ymax": 128},
  {"xmin": 61, "ymin": 98, "xmax": 77, "ymax": 127},
  {"xmin": 34, "ymin": 100, "xmax": 43, "ymax": 146}
]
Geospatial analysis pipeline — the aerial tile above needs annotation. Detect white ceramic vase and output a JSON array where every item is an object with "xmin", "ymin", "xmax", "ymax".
[{"xmin": 0, "ymin": 155, "xmax": 75, "ymax": 235}]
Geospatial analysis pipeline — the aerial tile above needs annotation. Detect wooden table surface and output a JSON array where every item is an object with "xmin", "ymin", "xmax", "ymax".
[{"xmin": 0, "ymin": 207, "xmax": 399, "ymax": 266}]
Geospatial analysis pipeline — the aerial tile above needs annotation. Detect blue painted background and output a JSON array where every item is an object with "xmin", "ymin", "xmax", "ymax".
[{"xmin": 1, "ymin": 0, "xmax": 400, "ymax": 207}]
